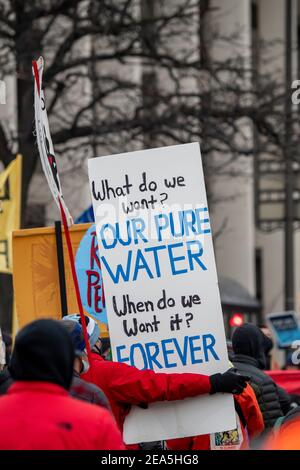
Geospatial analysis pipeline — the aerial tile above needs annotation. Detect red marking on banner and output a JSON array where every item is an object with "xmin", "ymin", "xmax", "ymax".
[
  {"xmin": 32, "ymin": 60, "xmax": 41, "ymax": 97},
  {"xmin": 89, "ymin": 229, "xmax": 106, "ymax": 310}
]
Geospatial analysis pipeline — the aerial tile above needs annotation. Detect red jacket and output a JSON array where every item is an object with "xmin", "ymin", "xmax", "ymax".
[
  {"xmin": 82, "ymin": 352, "xmax": 211, "ymax": 434},
  {"xmin": 0, "ymin": 381, "xmax": 124, "ymax": 450},
  {"xmin": 167, "ymin": 383, "xmax": 264, "ymax": 450}
]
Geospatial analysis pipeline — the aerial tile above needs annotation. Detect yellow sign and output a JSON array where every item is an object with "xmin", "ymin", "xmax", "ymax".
[
  {"xmin": 0, "ymin": 155, "xmax": 22, "ymax": 273},
  {"xmin": 12, "ymin": 223, "xmax": 108, "ymax": 336}
]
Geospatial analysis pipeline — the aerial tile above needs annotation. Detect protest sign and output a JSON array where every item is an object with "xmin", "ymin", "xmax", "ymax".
[
  {"xmin": 0, "ymin": 155, "xmax": 21, "ymax": 273},
  {"xmin": 267, "ymin": 311, "xmax": 300, "ymax": 348},
  {"xmin": 88, "ymin": 142, "xmax": 235, "ymax": 443},
  {"xmin": 12, "ymin": 223, "xmax": 108, "ymax": 336},
  {"xmin": 33, "ymin": 57, "xmax": 72, "ymax": 225},
  {"xmin": 33, "ymin": 57, "xmax": 91, "ymax": 360},
  {"xmin": 75, "ymin": 224, "xmax": 107, "ymax": 324}
]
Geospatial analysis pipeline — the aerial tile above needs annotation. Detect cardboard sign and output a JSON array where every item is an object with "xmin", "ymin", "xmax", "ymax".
[
  {"xmin": 88, "ymin": 143, "xmax": 235, "ymax": 443},
  {"xmin": 12, "ymin": 223, "xmax": 108, "ymax": 336},
  {"xmin": 0, "ymin": 155, "xmax": 21, "ymax": 273}
]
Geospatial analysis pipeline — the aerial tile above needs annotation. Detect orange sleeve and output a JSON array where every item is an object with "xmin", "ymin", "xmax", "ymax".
[{"xmin": 236, "ymin": 383, "xmax": 264, "ymax": 439}]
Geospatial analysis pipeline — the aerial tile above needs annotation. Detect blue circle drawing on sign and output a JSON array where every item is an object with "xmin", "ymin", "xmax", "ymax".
[{"xmin": 75, "ymin": 224, "xmax": 107, "ymax": 325}]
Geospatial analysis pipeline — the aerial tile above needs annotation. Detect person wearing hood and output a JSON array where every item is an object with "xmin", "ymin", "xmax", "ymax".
[
  {"xmin": 0, "ymin": 319, "xmax": 123, "ymax": 450},
  {"xmin": 232, "ymin": 323, "xmax": 291, "ymax": 430},
  {"xmin": 61, "ymin": 318, "xmax": 110, "ymax": 410},
  {"xmin": 259, "ymin": 324, "xmax": 280, "ymax": 370},
  {"xmin": 0, "ymin": 320, "xmax": 111, "ymax": 410}
]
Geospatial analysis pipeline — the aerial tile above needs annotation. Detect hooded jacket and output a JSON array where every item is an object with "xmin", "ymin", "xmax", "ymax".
[
  {"xmin": 0, "ymin": 320, "xmax": 123, "ymax": 450},
  {"xmin": 232, "ymin": 323, "xmax": 289, "ymax": 429},
  {"xmin": 3, "ymin": 320, "xmax": 110, "ymax": 410}
]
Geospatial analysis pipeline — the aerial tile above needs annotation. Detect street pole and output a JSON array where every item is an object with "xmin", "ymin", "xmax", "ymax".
[{"xmin": 285, "ymin": 0, "xmax": 294, "ymax": 311}]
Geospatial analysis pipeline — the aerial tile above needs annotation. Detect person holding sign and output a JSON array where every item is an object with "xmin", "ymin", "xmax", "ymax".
[
  {"xmin": 61, "ymin": 319, "xmax": 110, "ymax": 411},
  {"xmin": 0, "ymin": 320, "xmax": 124, "ymax": 450},
  {"xmin": 73, "ymin": 316, "xmax": 249, "ymax": 446},
  {"xmin": 88, "ymin": 143, "xmax": 246, "ymax": 442},
  {"xmin": 232, "ymin": 323, "xmax": 291, "ymax": 430}
]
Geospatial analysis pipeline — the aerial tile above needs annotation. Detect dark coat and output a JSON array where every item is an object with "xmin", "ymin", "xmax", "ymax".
[
  {"xmin": 232, "ymin": 323, "xmax": 290, "ymax": 429},
  {"xmin": 70, "ymin": 372, "xmax": 110, "ymax": 410}
]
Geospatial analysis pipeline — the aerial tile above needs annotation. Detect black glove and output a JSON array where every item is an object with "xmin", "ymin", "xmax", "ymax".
[{"xmin": 209, "ymin": 369, "xmax": 249, "ymax": 395}]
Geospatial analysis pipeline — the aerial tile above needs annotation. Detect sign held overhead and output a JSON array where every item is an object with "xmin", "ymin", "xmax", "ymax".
[{"xmin": 88, "ymin": 143, "xmax": 235, "ymax": 443}]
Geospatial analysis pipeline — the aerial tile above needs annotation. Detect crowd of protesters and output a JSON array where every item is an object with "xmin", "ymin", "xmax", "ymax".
[{"xmin": 0, "ymin": 315, "xmax": 299, "ymax": 450}]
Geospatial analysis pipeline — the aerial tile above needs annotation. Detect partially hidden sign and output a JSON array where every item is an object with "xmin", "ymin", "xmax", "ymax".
[
  {"xmin": 12, "ymin": 223, "xmax": 108, "ymax": 336},
  {"xmin": 88, "ymin": 143, "xmax": 235, "ymax": 443},
  {"xmin": 75, "ymin": 224, "xmax": 107, "ymax": 324}
]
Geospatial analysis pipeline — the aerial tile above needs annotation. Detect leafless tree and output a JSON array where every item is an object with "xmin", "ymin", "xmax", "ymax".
[{"xmin": 0, "ymin": 0, "xmax": 295, "ymax": 212}]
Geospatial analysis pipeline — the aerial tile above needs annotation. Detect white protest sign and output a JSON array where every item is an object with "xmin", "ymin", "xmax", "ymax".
[
  {"xmin": 33, "ymin": 57, "xmax": 72, "ymax": 225},
  {"xmin": 88, "ymin": 143, "xmax": 235, "ymax": 443}
]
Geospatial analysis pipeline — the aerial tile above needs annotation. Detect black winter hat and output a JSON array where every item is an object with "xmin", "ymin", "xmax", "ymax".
[
  {"xmin": 232, "ymin": 323, "xmax": 266, "ymax": 370},
  {"xmin": 9, "ymin": 319, "xmax": 74, "ymax": 390}
]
